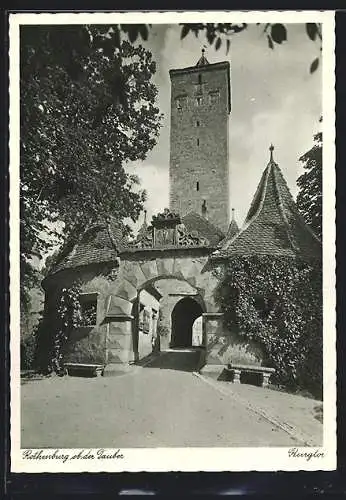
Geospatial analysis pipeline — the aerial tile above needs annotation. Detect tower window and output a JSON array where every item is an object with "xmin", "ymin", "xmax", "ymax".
[
  {"xmin": 197, "ymin": 138, "xmax": 200, "ymax": 146},
  {"xmin": 196, "ymin": 120, "xmax": 200, "ymax": 127},
  {"xmin": 196, "ymin": 181, "xmax": 199, "ymax": 192},
  {"xmin": 202, "ymin": 200, "xmax": 207, "ymax": 217},
  {"xmin": 195, "ymin": 97, "xmax": 202, "ymax": 106},
  {"xmin": 198, "ymin": 74, "xmax": 202, "ymax": 85},
  {"xmin": 209, "ymin": 90, "xmax": 220, "ymax": 104},
  {"xmin": 175, "ymin": 96, "xmax": 187, "ymax": 110}
]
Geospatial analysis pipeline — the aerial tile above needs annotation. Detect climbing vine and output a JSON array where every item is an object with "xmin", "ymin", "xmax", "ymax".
[
  {"xmin": 52, "ymin": 282, "xmax": 83, "ymax": 375},
  {"xmin": 215, "ymin": 256, "xmax": 322, "ymax": 396}
]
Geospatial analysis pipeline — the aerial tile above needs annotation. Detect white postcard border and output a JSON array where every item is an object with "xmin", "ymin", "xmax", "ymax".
[{"xmin": 9, "ymin": 10, "xmax": 336, "ymax": 473}]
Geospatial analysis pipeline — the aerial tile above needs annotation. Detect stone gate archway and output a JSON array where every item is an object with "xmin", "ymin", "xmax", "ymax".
[
  {"xmin": 132, "ymin": 274, "xmax": 207, "ymax": 360},
  {"xmin": 171, "ymin": 297, "xmax": 204, "ymax": 348}
]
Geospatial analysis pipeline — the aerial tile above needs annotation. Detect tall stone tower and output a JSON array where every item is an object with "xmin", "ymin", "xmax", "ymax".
[{"xmin": 169, "ymin": 50, "xmax": 231, "ymax": 233}]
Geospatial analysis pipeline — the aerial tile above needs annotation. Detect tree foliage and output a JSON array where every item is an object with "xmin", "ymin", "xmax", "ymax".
[
  {"xmin": 21, "ymin": 321, "xmax": 40, "ymax": 370},
  {"xmin": 20, "ymin": 25, "xmax": 162, "ymax": 310},
  {"xmin": 215, "ymin": 256, "xmax": 322, "ymax": 397},
  {"xmin": 116, "ymin": 23, "xmax": 322, "ymax": 73},
  {"xmin": 296, "ymin": 131, "xmax": 322, "ymax": 239},
  {"xmin": 179, "ymin": 22, "xmax": 321, "ymax": 72}
]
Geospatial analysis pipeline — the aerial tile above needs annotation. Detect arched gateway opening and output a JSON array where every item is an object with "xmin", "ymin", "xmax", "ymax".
[
  {"xmin": 171, "ymin": 297, "xmax": 204, "ymax": 348},
  {"xmin": 132, "ymin": 276, "xmax": 207, "ymax": 361}
]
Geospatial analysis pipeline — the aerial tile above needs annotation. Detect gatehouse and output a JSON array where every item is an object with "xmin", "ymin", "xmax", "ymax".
[{"xmin": 41, "ymin": 50, "xmax": 320, "ymax": 373}]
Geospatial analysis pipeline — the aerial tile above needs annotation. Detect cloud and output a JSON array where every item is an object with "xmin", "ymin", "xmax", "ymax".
[{"xmin": 126, "ymin": 163, "xmax": 169, "ymax": 233}]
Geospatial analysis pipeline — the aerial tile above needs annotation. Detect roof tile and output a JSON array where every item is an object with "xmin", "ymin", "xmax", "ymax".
[
  {"xmin": 217, "ymin": 157, "xmax": 321, "ymax": 260},
  {"xmin": 50, "ymin": 217, "xmax": 127, "ymax": 275},
  {"xmin": 182, "ymin": 211, "xmax": 225, "ymax": 246}
]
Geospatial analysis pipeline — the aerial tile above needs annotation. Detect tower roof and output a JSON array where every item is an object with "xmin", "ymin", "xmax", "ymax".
[
  {"xmin": 196, "ymin": 48, "xmax": 210, "ymax": 67},
  {"xmin": 214, "ymin": 146, "xmax": 321, "ymax": 260}
]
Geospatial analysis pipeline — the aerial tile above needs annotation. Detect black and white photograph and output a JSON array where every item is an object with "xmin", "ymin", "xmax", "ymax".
[{"xmin": 10, "ymin": 11, "xmax": 336, "ymax": 472}]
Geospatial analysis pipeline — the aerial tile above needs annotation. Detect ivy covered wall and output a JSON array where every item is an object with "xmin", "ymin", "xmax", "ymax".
[{"xmin": 214, "ymin": 255, "xmax": 322, "ymax": 396}]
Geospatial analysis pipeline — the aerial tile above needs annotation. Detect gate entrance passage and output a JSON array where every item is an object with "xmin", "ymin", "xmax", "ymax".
[{"xmin": 170, "ymin": 297, "xmax": 203, "ymax": 348}]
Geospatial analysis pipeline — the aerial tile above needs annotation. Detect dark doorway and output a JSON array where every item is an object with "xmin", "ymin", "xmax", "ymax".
[{"xmin": 171, "ymin": 297, "xmax": 203, "ymax": 348}]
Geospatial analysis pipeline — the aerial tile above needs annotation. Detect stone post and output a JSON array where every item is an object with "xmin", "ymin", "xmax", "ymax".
[
  {"xmin": 262, "ymin": 373, "xmax": 270, "ymax": 388},
  {"xmin": 232, "ymin": 369, "xmax": 241, "ymax": 384}
]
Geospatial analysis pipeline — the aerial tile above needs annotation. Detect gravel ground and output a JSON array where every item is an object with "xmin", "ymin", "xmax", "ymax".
[
  {"xmin": 21, "ymin": 362, "xmax": 311, "ymax": 449},
  {"xmin": 199, "ymin": 371, "xmax": 323, "ymax": 446}
]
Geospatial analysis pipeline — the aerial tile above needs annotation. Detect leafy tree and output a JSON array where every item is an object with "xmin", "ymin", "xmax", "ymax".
[
  {"xmin": 41, "ymin": 250, "xmax": 61, "ymax": 278},
  {"xmin": 179, "ymin": 22, "xmax": 322, "ymax": 75},
  {"xmin": 296, "ymin": 130, "xmax": 322, "ymax": 239},
  {"xmin": 113, "ymin": 22, "xmax": 322, "ymax": 73},
  {"xmin": 20, "ymin": 25, "xmax": 162, "ymax": 310}
]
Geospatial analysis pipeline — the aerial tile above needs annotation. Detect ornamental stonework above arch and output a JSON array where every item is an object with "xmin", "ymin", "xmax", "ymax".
[{"xmin": 130, "ymin": 208, "xmax": 209, "ymax": 249}]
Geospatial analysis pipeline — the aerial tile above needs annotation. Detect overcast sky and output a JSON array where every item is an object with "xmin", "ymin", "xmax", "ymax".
[{"xmin": 126, "ymin": 23, "xmax": 321, "ymax": 232}]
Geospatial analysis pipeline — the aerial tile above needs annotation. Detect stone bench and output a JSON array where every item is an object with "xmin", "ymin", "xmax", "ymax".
[
  {"xmin": 226, "ymin": 364, "xmax": 276, "ymax": 388},
  {"xmin": 64, "ymin": 363, "xmax": 105, "ymax": 377}
]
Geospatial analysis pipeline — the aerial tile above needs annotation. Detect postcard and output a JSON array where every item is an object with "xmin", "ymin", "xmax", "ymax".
[{"xmin": 10, "ymin": 10, "xmax": 336, "ymax": 472}]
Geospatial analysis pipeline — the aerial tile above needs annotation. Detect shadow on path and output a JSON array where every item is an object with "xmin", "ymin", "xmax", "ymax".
[{"xmin": 139, "ymin": 348, "xmax": 204, "ymax": 372}]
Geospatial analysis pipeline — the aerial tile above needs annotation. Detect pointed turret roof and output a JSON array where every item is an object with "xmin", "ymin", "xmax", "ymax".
[
  {"xmin": 215, "ymin": 146, "xmax": 321, "ymax": 260},
  {"xmin": 223, "ymin": 208, "xmax": 239, "ymax": 241},
  {"xmin": 196, "ymin": 48, "xmax": 210, "ymax": 67},
  {"xmin": 137, "ymin": 209, "xmax": 148, "ymax": 240}
]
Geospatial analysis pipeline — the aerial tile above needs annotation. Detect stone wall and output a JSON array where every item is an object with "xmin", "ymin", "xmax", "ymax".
[
  {"xmin": 204, "ymin": 315, "xmax": 264, "ymax": 367},
  {"xmin": 107, "ymin": 320, "xmax": 133, "ymax": 364},
  {"xmin": 43, "ymin": 264, "xmax": 112, "ymax": 365},
  {"xmin": 137, "ymin": 289, "xmax": 159, "ymax": 360}
]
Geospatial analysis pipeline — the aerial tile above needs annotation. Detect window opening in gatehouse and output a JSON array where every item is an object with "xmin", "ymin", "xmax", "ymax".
[
  {"xmin": 198, "ymin": 74, "xmax": 202, "ymax": 85},
  {"xmin": 79, "ymin": 293, "xmax": 98, "ymax": 327},
  {"xmin": 254, "ymin": 295, "xmax": 275, "ymax": 320},
  {"xmin": 195, "ymin": 96, "xmax": 202, "ymax": 106},
  {"xmin": 196, "ymin": 181, "xmax": 200, "ymax": 192},
  {"xmin": 197, "ymin": 138, "xmax": 200, "ymax": 146},
  {"xmin": 196, "ymin": 120, "xmax": 200, "ymax": 127}
]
